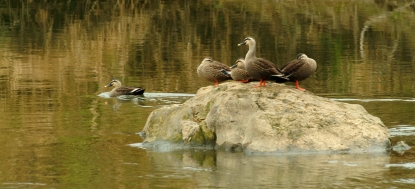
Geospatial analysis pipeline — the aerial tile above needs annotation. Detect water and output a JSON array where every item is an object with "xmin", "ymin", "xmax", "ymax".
[{"xmin": 0, "ymin": 0, "xmax": 415, "ymax": 188}]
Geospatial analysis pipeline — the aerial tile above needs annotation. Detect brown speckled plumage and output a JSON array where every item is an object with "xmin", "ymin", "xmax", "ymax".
[
  {"xmin": 229, "ymin": 58, "xmax": 253, "ymax": 82},
  {"xmin": 273, "ymin": 53, "xmax": 317, "ymax": 91},
  {"xmin": 105, "ymin": 79, "xmax": 145, "ymax": 97},
  {"xmin": 238, "ymin": 37, "xmax": 280, "ymax": 87},
  {"xmin": 197, "ymin": 57, "xmax": 232, "ymax": 85}
]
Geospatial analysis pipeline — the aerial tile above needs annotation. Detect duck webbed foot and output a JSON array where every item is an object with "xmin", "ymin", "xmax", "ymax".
[{"xmin": 295, "ymin": 80, "xmax": 306, "ymax": 92}]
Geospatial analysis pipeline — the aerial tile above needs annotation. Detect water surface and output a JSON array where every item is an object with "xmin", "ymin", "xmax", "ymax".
[{"xmin": 0, "ymin": 0, "xmax": 415, "ymax": 188}]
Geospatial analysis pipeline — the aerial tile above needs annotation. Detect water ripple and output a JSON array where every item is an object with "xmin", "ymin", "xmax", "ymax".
[
  {"xmin": 393, "ymin": 178, "xmax": 415, "ymax": 184},
  {"xmin": 389, "ymin": 125, "xmax": 415, "ymax": 136},
  {"xmin": 385, "ymin": 163, "xmax": 415, "ymax": 169},
  {"xmin": 331, "ymin": 98, "xmax": 415, "ymax": 102}
]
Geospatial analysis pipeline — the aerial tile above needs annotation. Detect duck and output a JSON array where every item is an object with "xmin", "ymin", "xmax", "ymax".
[
  {"xmin": 105, "ymin": 79, "xmax": 145, "ymax": 97},
  {"xmin": 220, "ymin": 58, "xmax": 252, "ymax": 82},
  {"xmin": 197, "ymin": 57, "xmax": 232, "ymax": 86},
  {"xmin": 238, "ymin": 37, "xmax": 281, "ymax": 87},
  {"xmin": 272, "ymin": 53, "xmax": 317, "ymax": 92}
]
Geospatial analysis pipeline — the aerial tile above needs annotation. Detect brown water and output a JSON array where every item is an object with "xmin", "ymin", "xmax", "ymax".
[{"xmin": 0, "ymin": 0, "xmax": 415, "ymax": 188}]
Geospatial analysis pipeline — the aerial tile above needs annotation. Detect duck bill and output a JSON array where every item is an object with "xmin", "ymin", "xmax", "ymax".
[
  {"xmin": 238, "ymin": 41, "xmax": 246, "ymax": 46},
  {"xmin": 231, "ymin": 64, "xmax": 237, "ymax": 69},
  {"xmin": 105, "ymin": 83, "xmax": 112, "ymax": 87}
]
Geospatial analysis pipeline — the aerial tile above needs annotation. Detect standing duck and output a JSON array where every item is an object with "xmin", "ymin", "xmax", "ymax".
[
  {"xmin": 197, "ymin": 57, "xmax": 232, "ymax": 86},
  {"xmin": 105, "ymin": 79, "xmax": 145, "ymax": 97},
  {"xmin": 221, "ymin": 58, "xmax": 252, "ymax": 82},
  {"xmin": 238, "ymin": 37, "xmax": 281, "ymax": 87},
  {"xmin": 272, "ymin": 53, "xmax": 317, "ymax": 92}
]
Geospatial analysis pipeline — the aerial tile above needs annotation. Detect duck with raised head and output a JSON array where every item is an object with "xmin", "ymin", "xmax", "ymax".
[
  {"xmin": 197, "ymin": 57, "xmax": 232, "ymax": 86},
  {"xmin": 272, "ymin": 53, "xmax": 317, "ymax": 92},
  {"xmin": 221, "ymin": 58, "xmax": 252, "ymax": 83},
  {"xmin": 105, "ymin": 79, "xmax": 145, "ymax": 97},
  {"xmin": 238, "ymin": 37, "xmax": 281, "ymax": 87}
]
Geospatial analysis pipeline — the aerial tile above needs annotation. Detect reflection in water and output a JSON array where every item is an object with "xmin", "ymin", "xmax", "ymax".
[
  {"xmin": 0, "ymin": 0, "xmax": 414, "ymax": 188},
  {"xmin": 98, "ymin": 92, "xmax": 195, "ymax": 109},
  {"xmin": 130, "ymin": 148, "xmax": 392, "ymax": 188}
]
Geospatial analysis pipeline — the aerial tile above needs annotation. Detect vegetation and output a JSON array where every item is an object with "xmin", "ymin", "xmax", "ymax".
[
  {"xmin": 0, "ymin": 0, "xmax": 414, "ymax": 95},
  {"xmin": 0, "ymin": 1, "xmax": 415, "ymax": 187}
]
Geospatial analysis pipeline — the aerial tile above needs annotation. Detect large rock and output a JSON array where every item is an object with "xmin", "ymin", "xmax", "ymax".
[{"xmin": 141, "ymin": 82, "xmax": 391, "ymax": 153}]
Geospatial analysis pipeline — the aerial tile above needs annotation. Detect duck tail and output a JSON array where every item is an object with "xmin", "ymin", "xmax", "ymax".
[
  {"xmin": 271, "ymin": 74, "xmax": 289, "ymax": 83},
  {"xmin": 220, "ymin": 69, "xmax": 231, "ymax": 76},
  {"xmin": 131, "ymin": 88, "xmax": 145, "ymax": 95}
]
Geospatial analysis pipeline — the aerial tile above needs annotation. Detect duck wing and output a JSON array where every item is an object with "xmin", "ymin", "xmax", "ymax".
[
  {"xmin": 246, "ymin": 58, "xmax": 281, "ymax": 78},
  {"xmin": 276, "ymin": 59, "xmax": 307, "ymax": 79},
  {"xmin": 281, "ymin": 59, "xmax": 306, "ymax": 74},
  {"xmin": 270, "ymin": 59, "xmax": 305, "ymax": 83},
  {"xmin": 116, "ymin": 87, "xmax": 145, "ymax": 95},
  {"xmin": 209, "ymin": 61, "xmax": 232, "ymax": 81},
  {"xmin": 210, "ymin": 61, "xmax": 231, "ymax": 71},
  {"xmin": 257, "ymin": 58, "xmax": 279, "ymax": 72},
  {"xmin": 220, "ymin": 69, "xmax": 231, "ymax": 76}
]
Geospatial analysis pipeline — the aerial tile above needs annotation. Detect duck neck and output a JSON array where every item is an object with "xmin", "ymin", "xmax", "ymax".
[
  {"xmin": 245, "ymin": 41, "xmax": 257, "ymax": 62},
  {"xmin": 114, "ymin": 81, "xmax": 122, "ymax": 88}
]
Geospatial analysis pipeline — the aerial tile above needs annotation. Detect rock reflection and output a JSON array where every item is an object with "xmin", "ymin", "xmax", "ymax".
[
  {"xmin": 0, "ymin": 0, "xmax": 414, "ymax": 188},
  {"xmin": 135, "ymin": 148, "xmax": 390, "ymax": 188}
]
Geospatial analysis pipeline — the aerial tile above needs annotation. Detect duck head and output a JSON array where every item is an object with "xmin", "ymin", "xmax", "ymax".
[
  {"xmin": 238, "ymin": 37, "xmax": 255, "ymax": 46},
  {"xmin": 105, "ymin": 79, "xmax": 122, "ymax": 88},
  {"xmin": 202, "ymin": 57, "xmax": 214, "ymax": 64},
  {"xmin": 230, "ymin": 58, "xmax": 245, "ymax": 69},
  {"xmin": 296, "ymin": 53, "xmax": 308, "ymax": 59}
]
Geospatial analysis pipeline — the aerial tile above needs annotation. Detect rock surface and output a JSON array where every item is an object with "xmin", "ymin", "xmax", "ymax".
[
  {"xmin": 392, "ymin": 141, "xmax": 411, "ymax": 152},
  {"xmin": 141, "ymin": 82, "xmax": 391, "ymax": 153}
]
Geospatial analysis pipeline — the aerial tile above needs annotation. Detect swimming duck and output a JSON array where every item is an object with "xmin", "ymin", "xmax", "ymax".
[
  {"xmin": 221, "ymin": 58, "xmax": 252, "ymax": 82},
  {"xmin": 105, "ymin": 79, "xmax": 145, "ymax": 97},
  {"xmin": 238, "ymin": 37, "xmax": 281, "ymax": 87},
  {"xmin": 197, "ymin": 57, "xmax": 232, "ymax": 86},
  {"xmin": 272, "ymin": 53, "xmax": 317, "ymax": 92}
]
